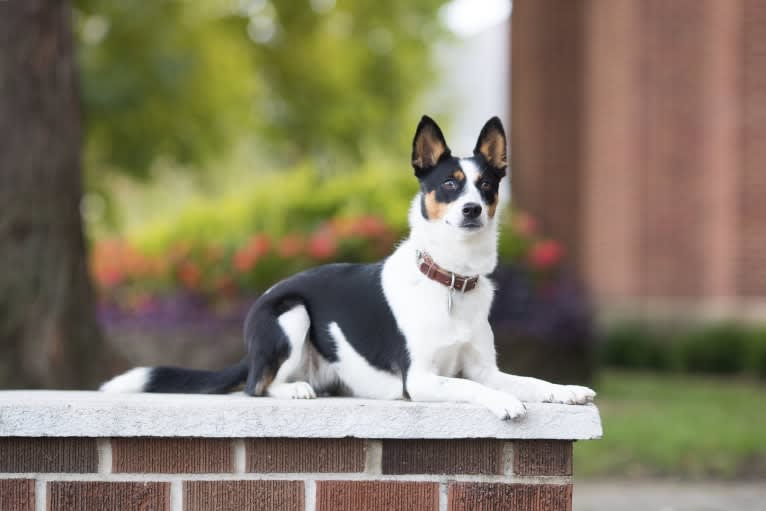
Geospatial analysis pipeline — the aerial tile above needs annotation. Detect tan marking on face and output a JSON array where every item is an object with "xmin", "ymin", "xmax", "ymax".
[
  {"xmin": 424, "ymin": 190, "xmax": 448, "ymax": 220},
  {"xmin": 453, "ymin": 169, "xmax": 465, "ymax": 181},
  {"xmin": 487, "ymin": 193, "xmax": 499, "ymax": 218}
]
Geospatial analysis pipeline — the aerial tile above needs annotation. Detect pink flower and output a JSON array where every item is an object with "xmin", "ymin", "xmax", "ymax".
[{"xmin": 529, "ymin": 239, "xmax": 564, "ymax": 270}]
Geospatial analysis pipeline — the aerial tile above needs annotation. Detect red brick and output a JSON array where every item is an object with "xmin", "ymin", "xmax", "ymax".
[
  {"xmin": 0, "ymin": 438, "xmax": 97, "ymax": 473},
  {"xmin": 48, "ymin": 481, "xmax": 170, "ymax": 511},
  {"xmin": 514, "ymin": 0, "xmax": 766, "ymax": 310},
  {"xmin": 112, "ymin": 438, "xmax": 233, "ymax": 473},
  {"xmin": 0, "ymin": 479, "xmax": 35, "ymax": 511},
  {"xmin": 184, "ymin": 480, "xmax": 303, "ymax": 511},
  {"xmin": 513, "ymin": 441, "xmax": 572, "ymax": 476},
  {"xmin": 382, "ymin": 439, "xmax": 503, "ymax": 475},
  {"xmin": 449, "ymin": 483, "xmax": 572, "ymax": 511},
  {"xmin": 246, "ymin": 438, "xmax": 365, "ymax": 473},
  {"xmin": 316, "ymin": 481, "xmax": 439, "ymax": 511}
]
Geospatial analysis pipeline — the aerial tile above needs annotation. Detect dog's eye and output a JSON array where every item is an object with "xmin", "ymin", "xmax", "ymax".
[
  {"xmin": 442, "ymin": 179, "xmax": 458, "ymax": 191},
  {"xmin": 480, "ymin": 180, "xmax": 492, "ymax": 192}
]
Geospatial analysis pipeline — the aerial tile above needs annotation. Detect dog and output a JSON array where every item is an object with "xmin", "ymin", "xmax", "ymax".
[{"xmin": 101, "ymin": 116, "xmax": 595, "ymax": 420}]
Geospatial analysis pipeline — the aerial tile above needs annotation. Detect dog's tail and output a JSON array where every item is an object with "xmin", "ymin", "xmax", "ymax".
[{"xmin": 100, "ymin": 359, "xmax": 249, "ymax": 394}]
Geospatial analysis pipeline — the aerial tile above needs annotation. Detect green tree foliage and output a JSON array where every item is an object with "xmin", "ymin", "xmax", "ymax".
[
  {"xmin": 74, "ymin": 0, "xmax": 449, "ymax": 180},
  {"xmin": 74, "ymin": 0, "xmax": 258, "ymax": 179}
]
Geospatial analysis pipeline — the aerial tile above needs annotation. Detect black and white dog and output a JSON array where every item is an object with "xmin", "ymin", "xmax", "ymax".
[{"xmin": 101, "ymin": 116, "xmax": 595, "ymax": 420}]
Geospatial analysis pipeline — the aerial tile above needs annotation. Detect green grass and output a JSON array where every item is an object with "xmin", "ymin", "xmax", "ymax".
[{"xmin": 575, "ymin": 371, "xmax": 766, "ymax": 479}]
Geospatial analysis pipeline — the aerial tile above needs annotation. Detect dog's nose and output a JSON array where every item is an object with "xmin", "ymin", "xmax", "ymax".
[{"xmin": 462, "ymin": 203, "xmax": 482, "ymax": 219}]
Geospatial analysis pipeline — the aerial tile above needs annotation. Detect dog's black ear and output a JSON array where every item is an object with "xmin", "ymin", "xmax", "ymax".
[
  {"xmin": 412, "ymin": 115, "xmax": 451, "ymax": 177},
  {"xmin": 474, "ymin": 116, "xmax": 507, "ymax": 175}
]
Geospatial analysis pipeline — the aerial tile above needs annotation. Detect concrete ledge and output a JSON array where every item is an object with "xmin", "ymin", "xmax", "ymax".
[{"xmin": 0, "ymin": 391, "xmax": 602, "ymax": 440}]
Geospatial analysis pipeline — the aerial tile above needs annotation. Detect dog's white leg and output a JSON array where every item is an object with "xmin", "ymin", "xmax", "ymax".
[
  {"xmin": 265, "ymin": 304, "xmax": 317, "ymax": 399},
  {"xmin": 462, "ymin": 321, "xmax": 596, "ymax": 405},
  {"xmin": 407, "ymin": 371, "xmax": 527, "ymax": 420},
  {"xmin": 479, "ymin": 371, "xmax": 596, "ymax": 405}
]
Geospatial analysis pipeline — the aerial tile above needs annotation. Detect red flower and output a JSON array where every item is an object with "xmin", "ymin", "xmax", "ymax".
[
  {"xmin": 93, "ymin": 266, "xmax": 123, "ymax": 288},
  {"xmin": 528, "ymin": 239, "xmax": 564, "ymax": 270},
  {"xmin": 178, "ymin": 262, "xmax": 202, "ymax": 288},
  {"xmin": 308, "ymin": 230, "xmax": 337, "ymax": 260}
]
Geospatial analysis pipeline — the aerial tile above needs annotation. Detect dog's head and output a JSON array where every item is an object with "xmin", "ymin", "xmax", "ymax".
[{"xmin": 411, "ymin": 116, "xmax": 507, "ymax": 235}]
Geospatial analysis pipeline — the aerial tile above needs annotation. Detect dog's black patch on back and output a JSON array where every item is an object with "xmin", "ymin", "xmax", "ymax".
[{"xmin": 243, "ymin": 262, "xmax": 410, "ymax": 394}]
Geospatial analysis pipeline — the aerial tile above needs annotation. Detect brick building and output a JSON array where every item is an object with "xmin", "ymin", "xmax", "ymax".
[{"xmin": 511, "ymin": 0, "xmax": 766, "ymax": 322}]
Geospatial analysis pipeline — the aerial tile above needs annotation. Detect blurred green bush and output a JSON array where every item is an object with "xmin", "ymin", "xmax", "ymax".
[{"xmin": 600, "ymin": 321, "xmax": 766, "ymax": 378}]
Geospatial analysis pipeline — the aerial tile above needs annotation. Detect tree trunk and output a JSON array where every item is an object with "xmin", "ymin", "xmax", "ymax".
[{"xmin": 0, "ymin": 0, "xmax": 123, "ymax": 389}]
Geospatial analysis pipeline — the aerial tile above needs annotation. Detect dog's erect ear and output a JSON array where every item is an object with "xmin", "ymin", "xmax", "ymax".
[
  {"xmin": 412, "ymin": 115, "xmax": 451, "ymax": 177},
  {"xmin": 474, "ymin": 117, "xmax": 507, "ymax": 175}
]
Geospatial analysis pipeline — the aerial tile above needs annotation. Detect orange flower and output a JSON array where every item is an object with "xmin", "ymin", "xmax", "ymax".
[
  {"xmin": 278, "ymin": 234, "xmax": 304, "ymax": 258},
  {"xmin": 528, "ymin": 239, "xmax": 564, "ymax": 270},
  {"xmin": 248, "ymin": 234, "xmax": 271, "ymax": 258},
  {"xmin": 233, "ymin": 247, "xmax": 258, "ymax": 273}
]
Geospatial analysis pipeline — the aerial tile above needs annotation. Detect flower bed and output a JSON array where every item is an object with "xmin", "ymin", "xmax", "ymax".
[{"xmin": 93, "ymin": 208, "xmax": 594, "ymax": 381}]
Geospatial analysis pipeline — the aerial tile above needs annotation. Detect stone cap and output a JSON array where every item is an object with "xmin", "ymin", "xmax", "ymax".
[{"xmin": 0, "ymin": 391, "xmax": 602, "ymax": 440}]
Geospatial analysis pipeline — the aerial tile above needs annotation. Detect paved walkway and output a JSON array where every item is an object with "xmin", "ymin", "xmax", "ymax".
[{"xmin": 575, "ymin": 481, "xmax": 766, "ymax": 511}]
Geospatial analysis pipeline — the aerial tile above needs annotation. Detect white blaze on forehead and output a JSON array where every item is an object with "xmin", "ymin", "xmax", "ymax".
[
  {"xmin": 458, "ymin": 158, "xmax": 482, "ymax": 202},
  {"xmin": 459, "ymin": 158, "xmax": 480, "ymax": 181}
]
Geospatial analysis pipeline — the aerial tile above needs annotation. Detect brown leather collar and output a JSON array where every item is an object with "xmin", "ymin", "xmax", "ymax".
[{"xmin": 416, "ymin": 250, "xmax": 479, "ymax": 292}]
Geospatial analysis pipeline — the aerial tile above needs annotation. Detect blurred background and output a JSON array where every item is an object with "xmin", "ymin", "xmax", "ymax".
[{"xmin": 1, "ymin": 0, "xmax": 765, "ymax": 509}]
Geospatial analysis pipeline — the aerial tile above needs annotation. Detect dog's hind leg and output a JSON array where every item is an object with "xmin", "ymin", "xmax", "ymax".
[{"xmin": 264, "ymin": 304, "xmax": 317, "ymax": 399}]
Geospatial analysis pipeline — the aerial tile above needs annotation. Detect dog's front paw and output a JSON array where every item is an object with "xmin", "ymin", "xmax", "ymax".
[
  {"xmin": 266, "ymin": 381, "xmax": 317, "ymax": 399},
  {"xmin": 541, "ymin": 384, "xmax": 596, "ymax": 405},
  {"xmin": 486, "ymin": 395, "xmax": 527, "ymax": 420}
]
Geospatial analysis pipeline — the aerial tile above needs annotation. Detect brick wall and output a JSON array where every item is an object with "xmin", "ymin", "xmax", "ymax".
[
  {"xmin": 511, "ymin": 0, "xmax": 766, "ymax": 321},
  {"xmin": 0, "ymin": 391, "xmax": 602, "ymax": 511},
  {"xmin": 0, "ymin": 437, "xmax": 574, "ymax": 511}
]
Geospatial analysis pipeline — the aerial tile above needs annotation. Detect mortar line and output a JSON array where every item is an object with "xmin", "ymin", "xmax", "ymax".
[
  {"xmin": 439, "ymin": 481, "xmax": 448, "ymax": 511},
  {"xmin": 97, "ymin": 438, "xmax": 112, "ymax": 474},
  {"xmin": 0, "ymin": 472, "xmax": 572, "ymax": 485},
  {"xmin": 233, "ymin": 439, "xmax": 246, "ymax": 474},
  {"xmin": 305, "ymin": 479, "xmax": 316, "ymax": 511},
  {"xmin": 364, "ymin": 440, "xmax": 382, "ymax": 475},
  {"xmin": 35, "ymin": 479, "xmax": 46, "ymax": 511},
  {"xmin": 502, "ymin": 441, "xmax": 514, "ymax": 476},
  {"xmin": 171, "ymin": 479, "xmax": 183, "ymax": 511}
]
